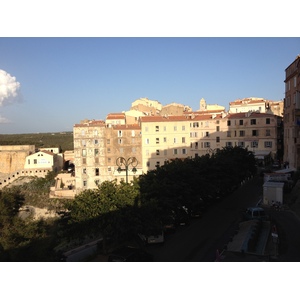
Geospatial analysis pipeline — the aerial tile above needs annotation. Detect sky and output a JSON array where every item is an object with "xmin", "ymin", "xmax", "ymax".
[{"xmin": 1, "ymin": 37, "xmax": 299, "ymax": 134}]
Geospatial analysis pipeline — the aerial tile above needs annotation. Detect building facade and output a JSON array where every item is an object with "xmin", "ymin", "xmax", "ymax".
[
  {"xmin": 284, "ymin": 55, "xmax": 300, "ymax": 169},
  {"xmin": 73, "ymin": 98, "xmax": 283, "ymax": 194}
]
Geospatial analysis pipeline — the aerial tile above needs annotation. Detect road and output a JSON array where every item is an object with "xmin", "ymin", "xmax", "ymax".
[{"xmin": 145, "ymin": 175, "xmax": 300, "ymax": 262}]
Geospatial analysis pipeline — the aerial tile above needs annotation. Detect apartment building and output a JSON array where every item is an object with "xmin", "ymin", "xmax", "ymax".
[
  {"xmin": 229, "ymin": 97, "xmax": 283, "ymax": 117},
  {"xmin": 73, "ymin": 97, "xmax": 283, "ymax": 194},
  {"xmin": 225, "ymin": 112, "xmax": 281, "ymax": 161},
  {"xmin": 140, "ymin": 115, "xmax": 191, "ymax": 172},
  {"xmin": 106, "ymin": 123, "xmax": 142, "ymax": 183},
  {"xmin": 73, "ymin": 120, "xmax": 108, "ymax": 192},
  {"xmin": 283, "ymin": 55, "xmax": 300, "ymax": 169}
]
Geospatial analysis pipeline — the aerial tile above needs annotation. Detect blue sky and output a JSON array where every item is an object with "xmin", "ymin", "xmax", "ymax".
[{"xmin": 0, "ymin": 37, "xmax": 299, "ymax": 134}]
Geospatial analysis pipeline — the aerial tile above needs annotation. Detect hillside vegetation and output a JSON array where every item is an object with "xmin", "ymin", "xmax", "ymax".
[{"xmin": 0, "ymin": 132, "xmax": 74, "ymax": 152}]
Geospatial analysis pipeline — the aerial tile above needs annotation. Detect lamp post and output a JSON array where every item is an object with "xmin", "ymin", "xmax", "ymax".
[{"xmin": 116, "ymin": 156, "xmax": 138, "ymax": 184}]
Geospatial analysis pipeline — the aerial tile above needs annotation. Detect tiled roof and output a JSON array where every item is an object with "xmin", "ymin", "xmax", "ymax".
[
  {"xmin": 106, "ymin": 113, "xmax": 126, "ymax": 120},
  {"xmin": 226, "ymin": 112, "xmax": 277, "ymax": 119}
]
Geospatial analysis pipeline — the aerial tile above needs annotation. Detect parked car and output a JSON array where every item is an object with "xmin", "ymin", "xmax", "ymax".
[
  {"xmin": 242, "ymin": 207, "xmax": 268, "ymax": 221},
  {"xmin": 138, "ymin": 230, "xmax": 165, "ymax": 245},
  {"xmin": 108, "ymin": 246, "xmax": 153, "ymax": 262},
  {"xmin": 161, "ymin": 214, "xmax": 176, "ymax": 233},
  {"xmin": 175, "ymin": 207, "xmax": 190, "ymax": 226}
]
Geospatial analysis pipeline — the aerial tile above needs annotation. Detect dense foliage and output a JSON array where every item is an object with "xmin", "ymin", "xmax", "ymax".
[
  {"xmin": 0, "ymin": 132, "xmax": 73, "ymax": 151},
  {"xmin": 0, "ymin": 146, "xmax": 257, "ymax": 261}
]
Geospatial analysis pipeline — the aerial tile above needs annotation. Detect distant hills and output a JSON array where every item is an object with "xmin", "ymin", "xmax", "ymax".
[{"xmin": 0, "ymin": 132, "xmax": 74, "ymax": 152}]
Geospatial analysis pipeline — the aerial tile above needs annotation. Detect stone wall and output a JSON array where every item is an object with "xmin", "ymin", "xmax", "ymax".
[{"xmin": 0, "ymin": 145, "xmax": 35, "ymax": 174}]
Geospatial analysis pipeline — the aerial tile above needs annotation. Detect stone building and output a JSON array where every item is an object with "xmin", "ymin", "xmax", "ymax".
[
  {"xmin": 73, "ymin": 97, "xmax": 283, "ymax": 194},
  {"xmin": 283, "ymin": 55, "xmax": 300, "ymax": 169}
]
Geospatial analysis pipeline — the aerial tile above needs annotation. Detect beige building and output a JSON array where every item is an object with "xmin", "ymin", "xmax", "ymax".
[
  {"xmin": 140, "ymin": 115, "xmax": 191, "ymax": 172},
  {"xmin": 73, "ymin": 97, "xmax": 283, "ymax": 194},
  {"xmin": 283, "ymin": 55, "xmax": 300, "ymax": 169},
  {"xmin": 229, "ymin": 97, "xmax": 284, "ymax": 117},
  {"xmin": 73, "ymin": 119, "xmax": 142, "ymax": 193}
]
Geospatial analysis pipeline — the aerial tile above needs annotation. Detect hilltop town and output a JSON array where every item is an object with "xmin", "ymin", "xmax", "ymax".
[{"xmin": 0, "ymin": 96, "xmax": 284, "ymax": 196}]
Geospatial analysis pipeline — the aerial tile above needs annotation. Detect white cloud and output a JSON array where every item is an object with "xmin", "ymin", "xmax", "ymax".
[
  {"xmin": 0, "ymin": 69, "xmax": 21, "ymax": 106},
  {"xmin": 0, "ymin": 115, "xmax": 11, "ymax": 123}
]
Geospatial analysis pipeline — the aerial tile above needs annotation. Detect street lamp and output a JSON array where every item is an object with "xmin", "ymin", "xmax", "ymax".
[{"xmin": 116, "ymin": 156, "xmax": 138, "ymax": 184}]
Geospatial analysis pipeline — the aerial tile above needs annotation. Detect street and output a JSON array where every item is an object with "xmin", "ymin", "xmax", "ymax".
[{"xmin": 145, "ymin": 176, "xmax": 300, "ymax": 262}]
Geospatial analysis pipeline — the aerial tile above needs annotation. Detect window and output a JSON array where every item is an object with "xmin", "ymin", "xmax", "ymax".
[
  {"xmin": 252, "ymin": 130, "xmax": 259, "ymax": 136},
  {"xmin": 145, "ymin": 126, "xmax": 149, "ymax": 132},
  {"xmin": 82, "ymin": 149, "xmax": 87, "ymax": 157},
  {"xmin": 182, "ymin": 137, "xmax": 186, "ymax": 143},
  {"xmin": 95, "ymin": 168, "xmax": 99, "ymax": 176},
  {"xmin": 227, "ymin": 131, "xmax": 231, "ymax": 137},
  {"xmin": 145, "ymin": 138, "xmax": 150, "ymax": 144},
  {"xmin": 239, "ymin": 120, "xmax": 243, "ymax": 125},
  {"xmin": 173, "ymin": 149, "xmax": 178, "ymax": 155},
  {"xmin": 107, "ymin": 148, "xmax": 111, "ymax": 153},
  {"xmin": 174, "ymin": 126, "xmax": 177, "ymax": 131},
  {"xmin": 182, "ymin": 149, "xmax": 187, "ymax": 155},
  {"xmin": 182, "ymin": 125, "xmax": 186, "ymax": 131},
  {"xmin": 193, "ymin": 122, "xmax": 199, "ymax": 128},
  {"xmin": 264, "ymin": 141, "xmax": 272, "ymax": 148},
  {"xmin": 204, "ymin": 142, "xmax": 210, "ymax": 148},
  {"xmin": 266, "ymin": 118, "xmax": 270, "ymax": 124},
  {"xmin": 156, "ymin": 138, "xmax": 159, "ymax": 144},
  {"xmin": 251, "ymin": 141, "xmax": 258, "ymax": 148},
  {"xmin": 156, "ymin": 149, "xmax": 160, "ymax": 156},
  {"xmin": 239, "ymin": 130, "xmax": 245, "ymax": 137},
  {"xmin": 155, "ymin": 126, "xmax": 159, "ymax": 132},
  {"xmin": 81, "ymin": 140, "xmax": 86, "ymax": 147},
  {"xmin": 107, "ymin": 139, "xmax": 110, "ymax": 144},
  {"xmin": 83, "ymin": 168, "xmax": 87, "ymax": 174},
  {"xmin": 108, "ymin": 158, "xmax": 111, "ymax": 163},
  {"xmin": 131, "ymin": 130, "xmax": 135, "ymax": 137},
  {"xmin": 216, "ymin": 137, "xmax": 220, "ymax": 143},
  {"xmin": 118, "ymin": 139, "xmax": 122, "ymax": 144},
  {"xmin": 227, "ymin": 120, "xmax": 231, "ymax": 126},
  {"xmin": 156, "ymin": 161, "xmax": 160, "ymax": 168},
  {"xmin": 95, "ymin": 180, "xmax": 100, "ymax": 186},
  {"xmin": 164, "ymin": 149, "xmax": 167, "ymax": 156},
  {"xmin": 118, "ymin": 130, "xmax": 122, "ymax": 137},
  {"xmin": 266, "ymin": 129, "xmax": 271, "ymax": 136},
  {"xmin": 94, "ymin": 149, "xmax": 99, "ymax": 156},
  {"xmin": 94, "ymin": 139, "xmax": 98, "ymax": 145},
  {"xmin": 163, "ymin": 137, "xmax": 167, "ymax": 143},
  {"xmin": 238, "ymin": 141, "xmax": 245, "ymax": 147},
  {"xmin": 83, "ymin": 180, "xmax": 87, "ymax": 187},
  {"xmin": 82, "ymin": 158, "xmax": 86, "ymax": 164},
  {"xmin": 34, "ymin": 159, "xmax": 37, "ymax": 164},
  {"xmin": 195, "ymin": 142, "xmax": 198, "ymax": 149},
  {"xmin": 226, "ymin": 142, "xmax": 232, "ymax": 147},
  {"xmin": 163, "ymin": 126, "xmax": 167, "ymax": 131},
  {"xmin": 174, "ymin": 137, "xmax": 177, "ymax": 143},
  {"xmin": 216, "ymin": 126, "xmax": 220, "ymax": 132},
  {"xmin": 250, "ymin": 119, "xmax": 256, "ymax": 125},
  {"xmin": 205, "ymin": 132, "xmax": 210, "ymax": 137}
]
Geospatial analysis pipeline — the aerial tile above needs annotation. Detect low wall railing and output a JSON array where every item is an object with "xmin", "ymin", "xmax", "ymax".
[{"xmin": 0, "ymin": 168, "xmax": 52, "ymax": 189}]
